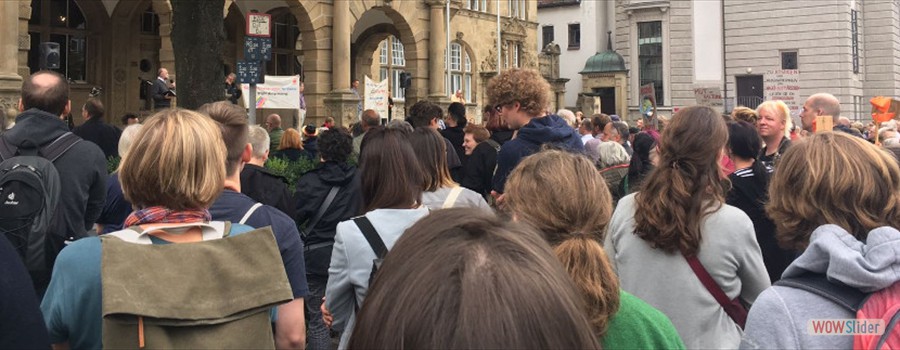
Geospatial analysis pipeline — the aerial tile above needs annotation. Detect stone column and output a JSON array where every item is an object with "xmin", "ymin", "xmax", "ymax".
[
  {"xmin": 0, "ymin": 0, "xmax": 23, "ymax": 111},
  {"xmin": 332, "ymin": 0, "xmax": 350, "ymax": 92},
  {"xmin": 428, "ymin": 2, "xmax": 446, "ymax": 99},
  {"xmin": 324, "ymin": 0, "xmax": 361, "ymax": 127}
]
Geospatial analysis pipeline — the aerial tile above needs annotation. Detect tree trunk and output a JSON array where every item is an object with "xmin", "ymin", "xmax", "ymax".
[{"xmin": 170, "ymin": 0, "xmax": 225, "ymax": 110}]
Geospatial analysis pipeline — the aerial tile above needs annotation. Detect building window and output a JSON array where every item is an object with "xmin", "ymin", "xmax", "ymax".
[
  {"xmin": 781, "ymin": 51, "xmax": 798, "ymax": 70},
  {"xmin": 851, "ymin": 9, "xmax": 860, "ymax": 74},
  {"xmin": 380, "ymin": 36, "xmax": 406, "ymax": 100},
  {"xmin": 28, "ymin": 0, "xmax": 88, "ymax": 82},
  {"xmin": 467, "ymin": 0, "xmax": 487, "ymax": 11},
  {"xmin": 568, "ymin": 23, "xmax": 580, "ymax": 50},
  {"xmin": 509, "ymin": 0, "xmax": 526, "ymax": 19},
  {"xmin": 267, "ymin": 9, "xmax": 303, "ymax": 77},
  {"xmin": 542, "ymin": 26, "xmax": 554, "ymax": 49},
  {"xmin": 638, "ymin": 21, "xmax": 664, "ymax": 104},
  {"xmin": 448, "ymin": 42, "xmax": 473, "ymax": 102},
  {"xmin": 513, "ymin": 42, "xmax": 521, "ymax": 67},
  {"xmin": 140, "ymin": 5, "xmax": 159, "ymax": 35}
]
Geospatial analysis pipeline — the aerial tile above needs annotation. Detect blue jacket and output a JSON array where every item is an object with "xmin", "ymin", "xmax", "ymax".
[{"xmin": 491, "ymin": 115, "xmax": 584, "ymax": 193}]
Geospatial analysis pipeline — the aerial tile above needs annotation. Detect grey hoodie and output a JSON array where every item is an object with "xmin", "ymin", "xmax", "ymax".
[{"xmin": 740, "ymin": 224, "xmax": 900, "ymax": 349}]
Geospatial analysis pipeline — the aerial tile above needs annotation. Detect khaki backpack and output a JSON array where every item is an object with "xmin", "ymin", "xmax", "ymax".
[{"xmin": 100, "ymin": 222, "xmax": 292, "ymax": 349}]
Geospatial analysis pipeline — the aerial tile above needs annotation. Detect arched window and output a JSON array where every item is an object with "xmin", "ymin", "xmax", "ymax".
[
  {"xmin": 448, "ymin": 42, "xmax": 472, "ymax": 102},
  {"xmin": 379, "ymin": 36, "xmax": 406, "ymax": 100},
  {"xmin": 28, "ymin": 0, "xmax": 88, "ymax": 82},
  {"xmin": 267, "ymin": 9, "xmax": 303, "ymax": 77}
]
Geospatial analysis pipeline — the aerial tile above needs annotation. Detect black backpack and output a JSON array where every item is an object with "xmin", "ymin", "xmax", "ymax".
[{"xmin": 0, "ymin": 132, "xmax": 81, "ymax": 295}]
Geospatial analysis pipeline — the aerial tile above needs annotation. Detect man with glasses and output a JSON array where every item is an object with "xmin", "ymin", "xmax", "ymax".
[{"xmin": 487, "ymin": 69, "xmax": 584, "ymax": 200}]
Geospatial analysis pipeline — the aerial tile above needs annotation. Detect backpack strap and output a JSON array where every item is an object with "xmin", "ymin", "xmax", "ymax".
[
  {"xmin": 442, "ymin": 186, "xmax": 463, "ymax": 209},
  {"xmin": 485, "ymin": 139, "xmax": 501, "ymax": 152},
  {"xmin": 353, "ymin": 216, "xmax": 387, "ymax": 259},
  {"xmin": 683, "ymin": 254, "xmax": 748, "ymax": 328},
  {"xmin": 40, "ymin": 132, "xmax": 82, "ymax": 162},
  {"xmin": 774, "ymin": 273, "xmax": 868, "ymax": 312},
  {"xmin": 239, "ymin": 203, "xmax": 263, "ymax": 225},
  {"xmin": 301, "ymin": 186, "xmax": 341, "ymax": 238}
]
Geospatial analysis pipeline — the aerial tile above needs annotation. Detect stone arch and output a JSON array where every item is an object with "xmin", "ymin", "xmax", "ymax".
[
  {"xmin": 108, "ymin": 0, "xmax": 164, "ymax": 117},
  {"xmin": 350, "ymin": 6, "xmax": 421, "ymax": 103},
  {"xmin": 352, "ymin": 24, "xmax": 401, "ymax": 81}
]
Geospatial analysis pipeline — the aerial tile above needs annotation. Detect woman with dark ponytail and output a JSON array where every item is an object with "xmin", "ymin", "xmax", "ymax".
[
  {"xmin": 725, "ymin": 121, "xmax": 794, "ymax": 283},
  {"xmin": 619, "ymin": 131, "xmax": 657, "ymax": 196},
  {"xmin": 605, "ymin": 106, "xmax": 770, "ymax": 348},
  {"xmin": 505, "ymin": 150, "xmax": 683, "ymax": 349}
]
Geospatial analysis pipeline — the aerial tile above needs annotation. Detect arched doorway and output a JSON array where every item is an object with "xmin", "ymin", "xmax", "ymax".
[
  {"xmin": 107, "ymin": 0, "xmax": 164, "ymax": 121},
  {"xmin": 351, "ymin": 7, "xmax": 420, "ymax": 117}
]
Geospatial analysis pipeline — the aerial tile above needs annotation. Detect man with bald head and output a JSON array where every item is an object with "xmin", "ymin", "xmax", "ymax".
[
  {"xmin": 152, "ymin": 68, "xmax": 175, "ymax": 109},
  {"xmin": 353, "ymin": 109, "xmax": 381, "ymax": 155},
  {"xmin": 1, "ymin": 71, "xmax": 107, "ymax": 295},
  {"xmin": 266, "ymin": 113, "xmax": 284, "ymax": 152},
  {"xmin": 800, "ymin": 93, "xmax": 841, "ymax": 132}
]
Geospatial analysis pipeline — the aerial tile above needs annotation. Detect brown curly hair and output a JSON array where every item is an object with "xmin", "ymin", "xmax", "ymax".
[
  {"xmin": 633, "ymin": 106, "xmax": 728, "ymax": 256},
  {"xmin": 486, "ymin": 68, "xmax": 550, "ymax": 117},
  {"xmin": 767, "ymin": 132, "xmax": 900, "ymax": 251}
]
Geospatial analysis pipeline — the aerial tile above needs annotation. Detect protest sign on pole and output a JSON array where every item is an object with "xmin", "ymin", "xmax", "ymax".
[
  {"xmin": 364, "ymin": 76, "xmax": 390, "ymax": 121},
  {"xmin": 764, "ymin": 69, "xmax": 800, "ymax": 116}
]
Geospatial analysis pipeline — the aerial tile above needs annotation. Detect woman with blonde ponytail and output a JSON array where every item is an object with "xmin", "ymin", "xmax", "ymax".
[
  {"xmin": 505, "ymin": 150, "xmax": 684, "ymax": 349},
  {"xmin": 605, "ymin": 106, "xmax": 770, "ymax": 348}
]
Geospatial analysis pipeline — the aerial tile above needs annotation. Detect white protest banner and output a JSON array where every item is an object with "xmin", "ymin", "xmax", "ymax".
[
  {"xmin": 364, "ymin": 76, "xmax": 390, "ymax": 120},
  {"xmin": 693, "ymin": 87, "xmax": 724, "ymax": 108},
  {"xmin": 241, "ymin": 75, "xmax": 301, "ymax": 109},
  {"xmin": 764, "ymin": 70, "xmax": 800, "ymax": 115}
]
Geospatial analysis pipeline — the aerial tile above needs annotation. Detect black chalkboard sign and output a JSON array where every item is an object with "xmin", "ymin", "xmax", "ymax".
[
  {"xmin": 244, "ymin": 37, "xmax": 272, "ymax": 62},
  {"xmin": 237, "ymin": 61, "xmax": 264, "ymax": 84}
]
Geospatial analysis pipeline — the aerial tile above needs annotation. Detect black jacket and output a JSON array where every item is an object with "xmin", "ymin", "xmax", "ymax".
[
  {"xmin": 240, "ymin": 164, "xmax": 295, "ymax": 217},
  {"xmin": 225, "ymin": 82, "xmax": 242, "ymax": 104},
  {"xmin": 152, "ymin": 78, "xmax": 172, "ymax": 108},
  {"xmin": 72, "ymin": 117, "xmax": 122, "ymax": 159},
  {"xmin": 726, "ymin": 168, "xmax": 794, "ymax": 282},
  {"xmin": 303, "ymin": 138, "xmax": 319, "ymax": 161},
  {"xmin": 440, "ymin": 126, "xmax": 467, "ymax": 165},
  {"xmin": 294, "ymin": 161, "xmax": 361, "ymax": 276},
  {"xmin": 460, "ymin": 139, "xmax": 499, "ymax": 198},
  {"xmin": 1, "ymin": 109, "xmax": 107, "ymax": 272}
]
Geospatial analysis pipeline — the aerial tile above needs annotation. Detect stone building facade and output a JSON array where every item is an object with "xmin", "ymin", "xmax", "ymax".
[
  {"xmin": 536, "ymin": 0, "xmax": 900, "ymax": 123},
  {"xmin": 0, "ymin": 0, "xmax": 539, "ymax": 127},
  {"xmin": 615, "ymin": 0, "xmax": 900, "ymax": 121}
]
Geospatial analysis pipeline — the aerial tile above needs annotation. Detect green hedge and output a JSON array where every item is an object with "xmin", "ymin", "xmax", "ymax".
[
  {"xmin": 264, "ymin": 157, "xmax": 320, "ymax": 192},
  {"xmin": 107, "ymin": 155, "xmax": 350, "ymax": 193}
]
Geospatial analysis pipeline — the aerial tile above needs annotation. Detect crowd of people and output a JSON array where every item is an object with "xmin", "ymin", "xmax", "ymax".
[{"xmin": 0, "ymin": 67, "xmax": 898, "ymax": 349}]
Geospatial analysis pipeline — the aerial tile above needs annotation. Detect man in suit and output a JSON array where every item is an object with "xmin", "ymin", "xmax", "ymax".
[
  {"xmin": 152, "ymin": 68, "xmax": 175, "ymax": 110},
  {"xmin": 72, "ymin": 98, "xmax": 122, "ymax": 159}
]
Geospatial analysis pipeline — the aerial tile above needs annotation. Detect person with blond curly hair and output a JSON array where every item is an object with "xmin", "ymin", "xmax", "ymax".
[{"xmin": 486, "ymin": 68, "xmax": 583, "ymax": 197}]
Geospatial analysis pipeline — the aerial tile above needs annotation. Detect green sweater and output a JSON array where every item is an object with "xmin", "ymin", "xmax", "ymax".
[
  {"xmin": 602, "ymin": 291, "xmax": 685, "ymax": 350},
  {"xmin": 269, "ymin": 128, "xmax": 284, "ymax": 153}
]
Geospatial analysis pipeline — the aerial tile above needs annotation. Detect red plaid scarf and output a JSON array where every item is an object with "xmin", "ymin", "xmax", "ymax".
[{"xmin": 123, "ymin": 206, "xmax": 212, "ymax": 228}]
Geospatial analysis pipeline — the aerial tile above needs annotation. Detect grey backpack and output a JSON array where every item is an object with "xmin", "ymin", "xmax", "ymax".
[{"xmin": 0, "ymin": 132, "xmax": 81, "ymax": 294}]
